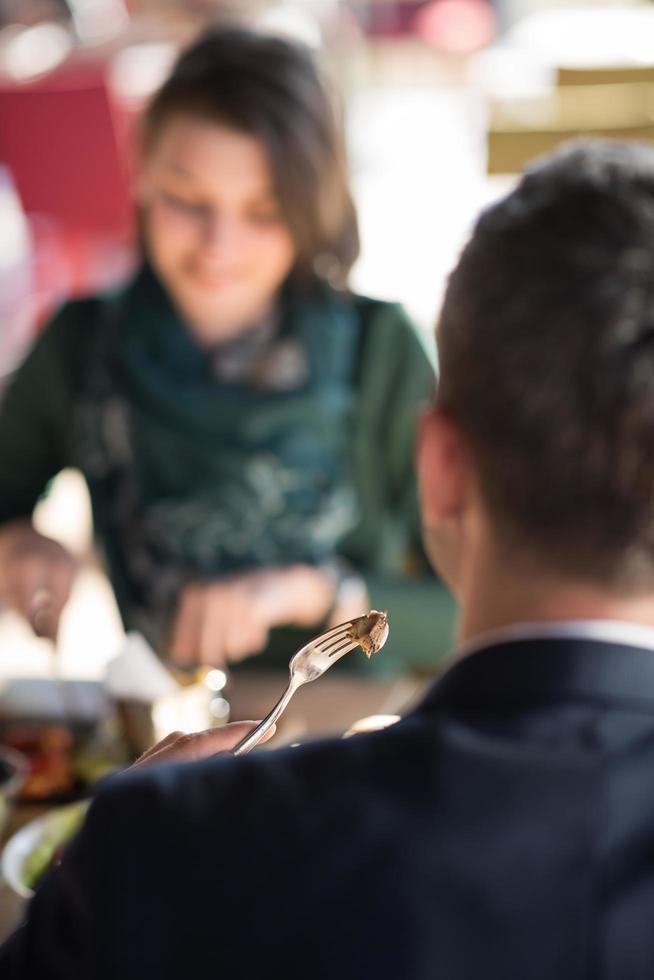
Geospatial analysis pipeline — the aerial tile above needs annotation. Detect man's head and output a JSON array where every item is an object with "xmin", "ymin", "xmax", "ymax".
[{"xmin": 420, "ymin": 140, "xmax": 654, "ymax": 600}]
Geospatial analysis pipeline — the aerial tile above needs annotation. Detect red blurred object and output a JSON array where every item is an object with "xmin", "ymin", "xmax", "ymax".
[
  {"xmin": 414, "ymin": 0, "xmax": 496, "ymax": 54},
  {"xmin": 352, "ymin": 1, "xmax": 425, "ymax": 38},
  {"xmin": 0, "ymin": 57, "xmax": 136, "ymax": 303},
  {"xmin": 0, "ymin": 59, "xmax": 133, "ymax": 238},
  {"xmin": 3, "ymin": 724, "xmax": 75, "ymax": 801}
]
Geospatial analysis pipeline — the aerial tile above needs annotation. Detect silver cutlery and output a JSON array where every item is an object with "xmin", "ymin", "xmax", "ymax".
[{"xmin": 232, "ymin": 610, "xmax": 389, "ymax": 755}]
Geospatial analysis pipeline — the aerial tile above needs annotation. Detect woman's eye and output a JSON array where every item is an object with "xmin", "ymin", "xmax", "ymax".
[{"xmin": 161, "ymin": 193, "xmax": 207, "ymax": 217}]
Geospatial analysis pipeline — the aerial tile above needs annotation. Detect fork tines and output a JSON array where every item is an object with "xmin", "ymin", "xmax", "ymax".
[
  {"xmin": 327, "ymin": 639, "xmax": 357, "ymax": 658},
  {"xmin": 319, "ymin": 624, "xmax": 355, "ymax": 658}
]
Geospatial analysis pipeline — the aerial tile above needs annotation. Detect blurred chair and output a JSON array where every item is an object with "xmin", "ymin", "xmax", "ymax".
[
  {"xmin": 557, "ymin": 64, "xmax": 654, "ymax": 87},
  {"xmin": 0, "ymin": 58, "xmax": 135, "ymax": 297},
  {"xmin": 482, "ymin": 5, "xmax": 654, "ymax": 173},
  {"xmin": 487, "ymin": 82, "xmax": 654, "ymax": 175}
]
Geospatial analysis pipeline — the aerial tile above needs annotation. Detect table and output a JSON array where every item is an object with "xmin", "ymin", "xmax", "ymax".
[{"xmin": 0, "ymin": 669, "xmax": 425, "ymax": 943}]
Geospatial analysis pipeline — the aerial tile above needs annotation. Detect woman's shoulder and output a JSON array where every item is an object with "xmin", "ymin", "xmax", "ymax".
[
  {"xmin": 349, "ymin": 292, "xmax": 436, "ymax": 372},
  {"xmin": 44, "ymin": 294, "xmax": 103, "ymax": 344},
  {"xmin": 46, "ymin": 279, "xmax": 127, "ymax": 338},
  {"xmin": 39, "ymin": 272, "xmax": 137, "ymax": 358},
  {"xmin": 349, "ymin": 291, "xmax": 410, "ymax": 325},
  {"xmin": 20, "ymin": 277, "xmax": 133, "ymax": 398}
]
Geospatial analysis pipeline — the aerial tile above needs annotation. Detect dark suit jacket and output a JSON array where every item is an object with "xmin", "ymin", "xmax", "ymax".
[{"xmin": 3, "ymin": 634, "xmax": 654, "ymax": 979}]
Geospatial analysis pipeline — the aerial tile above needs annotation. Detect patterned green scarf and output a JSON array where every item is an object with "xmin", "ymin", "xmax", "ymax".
[{"xmin": 74, "ymin": 266, "xmax": 361, "ymax": 641}]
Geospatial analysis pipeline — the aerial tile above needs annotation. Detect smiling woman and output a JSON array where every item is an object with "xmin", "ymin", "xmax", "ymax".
[
  {"xmin": 140, "ymin": 120, "xmax": 297, "ymax": 343},
  {"xmin": 0, "ymin": 26, "xmax": 456, "ymax": 676}
]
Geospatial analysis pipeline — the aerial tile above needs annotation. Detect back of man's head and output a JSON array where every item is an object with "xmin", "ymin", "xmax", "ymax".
[{"xmin": 437, "ymin": 139, "xmax": 654, "ymax": 589}]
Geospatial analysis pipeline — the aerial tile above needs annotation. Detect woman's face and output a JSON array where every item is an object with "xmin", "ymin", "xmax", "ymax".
[{"xmin": 139, "ymin": 116, "xmax": 297, "ymax": 343}]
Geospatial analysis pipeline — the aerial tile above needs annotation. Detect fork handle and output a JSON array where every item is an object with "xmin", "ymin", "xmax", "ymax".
[{"xmin": 232, "ymin": 677, "xmax": 300, "ymax": 756}]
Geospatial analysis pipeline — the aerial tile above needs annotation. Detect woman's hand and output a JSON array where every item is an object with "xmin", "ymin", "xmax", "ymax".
[
  {"xmin": 0, "ymin": 520, "xmax": 77, "ymax": 640},
  {"xmin": 170, "ymin": 564, "xmax": 341, "ymax": 667},
  {"xmin": 132, "ymin": 720, "xmax": 275, "ymax": 768}
]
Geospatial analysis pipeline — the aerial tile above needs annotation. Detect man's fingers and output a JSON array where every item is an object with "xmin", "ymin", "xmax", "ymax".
[
  {"xmin": 188, "ymin": 721, "xmax": 276, "ymax": 757},
  {"xmin": 133, "ymin": 721, "xmax": 276, "ymax": 768},
  {"xmin": 171, "ymin": 722, "xmax": 275, "ymax": 761},
  {"xmin": 134, "ymin": 730, "xmax": 186, "ymax": 764}
]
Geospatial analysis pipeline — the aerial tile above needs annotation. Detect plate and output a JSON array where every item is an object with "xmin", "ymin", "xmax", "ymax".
[{"xmin": 2, "ymin": 800, "xmax": 89, "ymax": 899}]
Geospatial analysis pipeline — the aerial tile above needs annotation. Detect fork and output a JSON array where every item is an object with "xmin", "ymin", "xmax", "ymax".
[{"xmin": 232, "ymin": 617, "xmax": 370, "ymax": 756}]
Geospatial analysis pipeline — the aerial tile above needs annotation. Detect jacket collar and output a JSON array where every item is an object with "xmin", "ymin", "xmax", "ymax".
[{"xmin": 415, "ymin": 635, "xmax": 654, "ymax": 717}]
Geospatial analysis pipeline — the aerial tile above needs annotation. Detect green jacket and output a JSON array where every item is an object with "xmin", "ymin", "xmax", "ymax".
[{"xmin": 0, "ymin": 269, "xmax": 456, "ymax": 675}]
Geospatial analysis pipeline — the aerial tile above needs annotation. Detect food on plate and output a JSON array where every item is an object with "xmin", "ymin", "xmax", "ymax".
[
  {"xmin": 3, "ymin": 725, "xmax": 76, "ymax": 801},
  {"xmin": 21, "ymin": 802, "xmax": 88, "ymax": 891},
  {"xmin": 2, "ymin": 723, "xmax": 125, "ymax": 802}
]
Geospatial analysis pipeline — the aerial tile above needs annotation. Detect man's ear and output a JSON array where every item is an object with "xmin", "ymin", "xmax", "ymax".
[{"xmin": 417, "ymin": 407, "xmax": 470, "ymax": 529}]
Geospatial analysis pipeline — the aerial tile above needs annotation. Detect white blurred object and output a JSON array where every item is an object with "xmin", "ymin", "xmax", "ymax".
[
  {"xmin": 473, "ymin": 6, "xmax": 654, "ymax": 101},
  {"xmin": 105, "ymin": 632, "xmax": 179, "ymax": 703},
  {"xmin": 106, "ymin": 633, "xmax": 225, "ymax": 750},
  {"xmin": 1, "ymin": 23, "xmax": 72, "ymax": 79},
  {"xmin": 254, "ymin": 2, "xmax": 323, "ymax": 48},
  {"xmin": 30, "ymin": 469, "xmax": 124, "ymax": 680},
  {"xmin": 471, "ymin": 43, "xmax": 554, "ymax": 100},
  {"xmin": 109, "ymin": 42, "xmax": 177, "ymax": 104},
  {"xmin": 342, "ymin": 713, "xmax": 401, "ymax": 737},
  {"xmin": 33, "ymin": 469, "xmax": 93, "ymax": 555},
  {"xmin": 0, "ymin": 676, "xmax": 107, "ymax": 722},
  {"xmin": 0, "ymin": 166, "xmax": 35, "ymax": 381},
  {"xmin": 0, "ymin": 167, "xmax": 30, "ymax": 276},
  {"xmin": 68, "ymin": 0, "xmax": 129, "ymax": 44},
  {"xmin": 151, "ymin": 685, "xmax": 217, "ymax": 741},
  {"xmin": 508, "ymin": 7, "xmax": 654, "ymax": 69}
]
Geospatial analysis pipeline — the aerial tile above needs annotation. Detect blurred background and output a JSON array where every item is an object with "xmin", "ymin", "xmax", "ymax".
[
  {"xmin": 2, "ymin": 0, "xmax": 654, "ymax": 929},
  {"xmin": 1, "ymin": 0, "xmax": 653, "ymax": 685}
]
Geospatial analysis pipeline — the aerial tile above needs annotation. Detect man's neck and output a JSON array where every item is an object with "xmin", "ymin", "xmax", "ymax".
[{"xmin": 457, "ymin": 546, "xmax": 654, "ymax": 649}]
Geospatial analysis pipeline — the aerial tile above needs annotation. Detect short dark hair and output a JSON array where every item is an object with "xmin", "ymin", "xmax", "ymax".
[
  {"xmin": 437, "ymin": 139, "xmax": 654, "ymax": 588},
  {"xmin": 142, "ymin": 26, "xmax": 359, "ymax": 287}
]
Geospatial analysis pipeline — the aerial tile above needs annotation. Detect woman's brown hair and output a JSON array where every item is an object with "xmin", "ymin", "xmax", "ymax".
[{"xmin": 142, "ymin": 26, "xmax": 359, "ymax": 288}]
